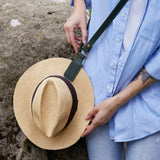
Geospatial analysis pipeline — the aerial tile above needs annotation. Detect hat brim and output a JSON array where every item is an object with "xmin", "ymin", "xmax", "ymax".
[{"xmin": 13, "ymin": 58, "xmax": 94, "ymax": 150}]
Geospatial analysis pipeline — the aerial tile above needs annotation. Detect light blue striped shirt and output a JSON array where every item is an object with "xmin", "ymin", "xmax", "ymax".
[{"xmin": 69, "ymin": 0, "xmax": 160, "ymax": 142}]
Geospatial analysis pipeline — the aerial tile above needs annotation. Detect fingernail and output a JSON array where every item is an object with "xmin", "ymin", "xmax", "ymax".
[{"xmin": 85, "ymin": 115, "xmax": 88, "ymax": 119}]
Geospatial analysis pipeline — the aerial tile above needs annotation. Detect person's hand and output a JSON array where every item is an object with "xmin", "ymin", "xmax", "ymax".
[
  {"xmin": 81, "ymin": 67, "xmax": 157, "ymax": 137},
  {"xmin": 64, "ymin": 2, "xmax": 87, "ymax": 53},
  {"xmin": 81, "ymin": 97, "xmax": 120, "ymax": 137}
]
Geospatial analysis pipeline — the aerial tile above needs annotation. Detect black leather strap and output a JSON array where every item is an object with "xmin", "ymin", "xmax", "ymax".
[
  {"xmin": 80, "ymin": 0, "xmax": 128, "ymax": 54},
  {"xmin": 64, "ymin": 0, "xmax": 128, "ymax": 81}
]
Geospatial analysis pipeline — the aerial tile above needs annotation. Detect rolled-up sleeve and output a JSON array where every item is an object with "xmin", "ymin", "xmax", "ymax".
[
  {"xmin": 145, "ymin": 47, "xmax": 160, "ymax": 80},
  {"xmin": 69, "ymin": 0, "xmax": 92, "ymax": 9}
]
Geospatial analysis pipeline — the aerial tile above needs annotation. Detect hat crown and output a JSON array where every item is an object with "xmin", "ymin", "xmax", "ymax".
[{"xmin": 32, "ymin": 77, "xmax": 72, "ymax": 137}]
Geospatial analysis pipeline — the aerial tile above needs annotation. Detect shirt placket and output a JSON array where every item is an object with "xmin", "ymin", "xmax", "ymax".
[{"xmin": 106, "ymin": 2, "xmax": 130, "ymax": 97}]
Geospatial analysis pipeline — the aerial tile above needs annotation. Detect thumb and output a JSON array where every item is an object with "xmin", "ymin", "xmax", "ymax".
[
  {"xmin": 85, "ymin": 108, "xmax": 98, "ymax": 120},
  {"xmin": 81, "ymin": 24, "xmax": 87, "ymax": 44}
]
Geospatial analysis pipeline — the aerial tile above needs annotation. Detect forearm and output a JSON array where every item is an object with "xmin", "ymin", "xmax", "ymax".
[
  {"xmin": 113, "ymin": 68, "xmax": 156, "ymax": 109},
  {"xmin": 82, "ymin": 68, "xmax": 156, "ymax": 136},
  {"xmin": 73, "ymin": 0, "xmax": 86, "ymax": 20},
  {"xmin": 73, "ymin": 0, "xmax": 86, "ymax": 10}
]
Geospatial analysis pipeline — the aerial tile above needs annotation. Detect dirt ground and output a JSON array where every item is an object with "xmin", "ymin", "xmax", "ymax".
[{"xmin": 0, "ymin": 0, "xmax": 89, "ymax": 159}]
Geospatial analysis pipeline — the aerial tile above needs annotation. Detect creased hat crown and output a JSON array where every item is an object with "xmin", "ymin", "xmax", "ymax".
[
  {"xmin": 13, "ymin": 58, "xmax": 94, "ymax": 149},
  {"xmin": 32, "ymin": 77, "xmax": 73, "ymax": 137}
]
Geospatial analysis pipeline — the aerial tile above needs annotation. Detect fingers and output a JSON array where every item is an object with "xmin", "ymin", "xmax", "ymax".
[
  {"xmin": 64, "ymin": 24, "xmax": 78, "ymax": 53},
  {"xmin": 81, "ymin": 121, "xmax": 97, "ymax": 137},
  {"xmin": 64, "ymin": 22, "xmax": 87, "ymax": 53},
  {"xmin": 81, "ymin": 98, "xmax": 119, "ymax": 137},
  {"xmin": 70, "ymin": 31, "xmax": 79, "ymax": 53},
  {"xmin": 81, "ymin": 25, "xmax": 87, "ymax": 44},
  {"xmin": 85, "ymin": 108, "xmax": 99, "ymax": 120},
  {"xmin": 75, "ymin": 35, "xmax": 82, "ymax": 44},
  {"xmin": 81, "ymin": 108, "xmax": 99, "ymax": 137}
]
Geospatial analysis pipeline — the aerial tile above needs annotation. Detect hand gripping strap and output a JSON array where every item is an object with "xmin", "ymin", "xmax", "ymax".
[{"xmin": 64, "ymin": 0, "xmax": 128, "ymax": 81}]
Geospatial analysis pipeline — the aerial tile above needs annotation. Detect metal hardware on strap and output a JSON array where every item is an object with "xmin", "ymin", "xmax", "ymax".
[
  {"xmin": 78, "ymin": 42, "xmax": 91, "ymax": 59},
  {"xmin": 82, "ymin": 44, "xmax": 91, "ymax": 58},
  {"xmin": 64, "ymin": 0, "xmax": 128, "ymax": 81}
]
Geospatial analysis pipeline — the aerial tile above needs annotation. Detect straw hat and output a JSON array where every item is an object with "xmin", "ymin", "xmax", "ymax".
[{"xmin": 13, "ymin": 58, "xmax": 94, "ymax": 150}]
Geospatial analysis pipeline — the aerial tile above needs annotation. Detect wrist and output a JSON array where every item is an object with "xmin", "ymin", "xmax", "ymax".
[
  {"xmin": 103, "ymin": 96, "xmax": 123, "ymax": 112},
  {"xmin": 110, "ymin": 92, "xmax": 129, "ymax": 111},
  {"xmin": 112, "ymin": 85, "xmax": 138, "ymax": 109},
  {"xmin": 111, "ymin": 95, "xmax": 123, "ymax": 109},
  {"xmin": 74, "ymin": 0, "xmax": 86, "ymax": 11}
]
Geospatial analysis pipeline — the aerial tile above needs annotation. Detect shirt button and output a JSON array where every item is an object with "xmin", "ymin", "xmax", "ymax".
[
  {"xmin": 107, "ymin": 85, "xmax": 110, "ymax": 90},
  {"xmin": 116, "ymin": 38, "xmax": 120, "ymax": 42},
  {"xmin": 121, "ymin": 13, "xmax": 125, "ymax": 17},
  {"xmin": 110, "ymin": 62, "xmax": 114, "ymax": 67}
]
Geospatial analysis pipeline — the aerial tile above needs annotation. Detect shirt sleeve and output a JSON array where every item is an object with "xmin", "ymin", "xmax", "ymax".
[
  {"xmin": 145, "ymin": 47, "xmax": 160, "ymax": 80},
  {"xmin": 69, "ymin": 0, "xmax": 92, "ymax": 9}
]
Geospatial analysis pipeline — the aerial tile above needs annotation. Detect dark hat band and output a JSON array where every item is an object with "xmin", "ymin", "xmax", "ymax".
[{"xmin": 31, "ymin": 75, "xmax": 78, "ymax": 130}]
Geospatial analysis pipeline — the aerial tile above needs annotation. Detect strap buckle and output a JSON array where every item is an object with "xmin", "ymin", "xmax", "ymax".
[
  {"xmin": 82, "ymin": 44, "xmax": 90, "ymax": 59},
  {"xmin": 78, "ymin": 42, "xmax": 91, "ymax": 59}
]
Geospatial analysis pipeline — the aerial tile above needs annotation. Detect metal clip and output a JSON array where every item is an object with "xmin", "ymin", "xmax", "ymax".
[
  {"xmin": 86, "ymin": 44, "xmax": 91, "ymax": 50},
  {"xmin": 82, "ymin": 43, "xmax": 90, "ymax": 59}
]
